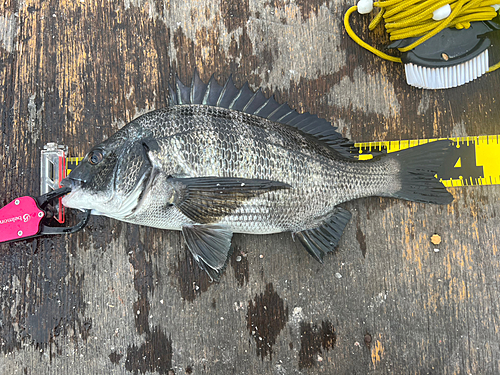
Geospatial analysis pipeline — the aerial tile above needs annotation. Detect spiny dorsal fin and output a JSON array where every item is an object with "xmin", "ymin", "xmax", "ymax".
[{"xmin": 168, "ymin": 69, "xmax": 357, "ymax": 158}]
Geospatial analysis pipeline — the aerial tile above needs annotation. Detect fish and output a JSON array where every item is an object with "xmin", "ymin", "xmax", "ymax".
[{"xmin": 62, "ymin": 71, "xmax": 453, "ymax": 280}]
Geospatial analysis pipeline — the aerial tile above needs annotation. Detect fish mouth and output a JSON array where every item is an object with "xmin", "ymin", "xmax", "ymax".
[
  {"xmin": 61, "ymin": 177, "xmax": 82, "ymax": 190},
  {"xmin": 60, "ymin": 177, "xmax": 86, "ymax": 209}
]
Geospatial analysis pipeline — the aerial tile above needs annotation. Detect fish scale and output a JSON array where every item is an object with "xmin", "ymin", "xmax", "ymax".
[{"xmin": 62, "ymin": 72, "xmax": 453, "ymax": 280}]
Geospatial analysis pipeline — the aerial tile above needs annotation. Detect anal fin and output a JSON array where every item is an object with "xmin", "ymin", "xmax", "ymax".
[
  {"xmin": 294, "ymin": 207, "xmax": 352, "ymax": 263},
  {"xmin": 181, "ymin": 224, "xmax": 234, "ymax": 281}
]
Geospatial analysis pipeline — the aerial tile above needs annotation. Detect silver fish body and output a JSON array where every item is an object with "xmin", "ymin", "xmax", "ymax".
[
  {"xmin": 110, "ymin": 105, "xmax": 398, "ymax": 232},
  {"xmin": 62, "ymin": 72, "xmax": 452, "ymax": 279}
]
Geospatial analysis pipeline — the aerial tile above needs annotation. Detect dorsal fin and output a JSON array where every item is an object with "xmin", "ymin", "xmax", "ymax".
[{"xmin": 168, "ymin": 70, "xmax": 358, "ymax": 158}]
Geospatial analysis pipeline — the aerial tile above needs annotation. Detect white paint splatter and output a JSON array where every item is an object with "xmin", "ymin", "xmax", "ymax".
[
  {"xmin": 334, "ymin": 118, "xmax": 352, "ymax": 139},
  {"xmin": 162, "ymin": 1, "xmax": 245, "ymax": 68},
  {"xmin": 417, "ymin": 91, "xmax": 431, "ymax": 115},
  {"xmin": 27, "ymin": 93, "xmax": 43, "ymax": 143},
  {"xmin": 0, "ymin": 13, "xmax": 17, "ymax": 53},
  {"xmin": 328, "ymin": 67, "xmax": 401, "ymax": 118},
  {"xmin": 450, "ymin": 120, "xmax": 468, "ymax": 138},
  {"xmin": 246, "ymin": 3, "xmax": 345, "ymax": 90},
  {"xmin": 291, "ymin": 306, "xmax": 304, "ymax": 327}
]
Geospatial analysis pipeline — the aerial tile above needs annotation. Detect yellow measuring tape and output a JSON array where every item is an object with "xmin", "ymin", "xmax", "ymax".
[
  {"xmin": 355, "ymin": 135, "xmax": 500, "ymax": 187},
  {"xmin": 67, "ymin": 135, "xmax": 500, "ymax": 188}
]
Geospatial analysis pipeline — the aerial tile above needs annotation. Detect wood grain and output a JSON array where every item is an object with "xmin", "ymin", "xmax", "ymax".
[{"xmin": 1, "ymin": 0, "xmax": 499, "ymax": 374}]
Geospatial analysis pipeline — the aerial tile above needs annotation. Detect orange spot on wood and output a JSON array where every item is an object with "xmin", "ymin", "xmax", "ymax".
[
  {"xmin": 430, "ymin": 234, "xmax": 441, "ymax": 245},
  {"xmin": 371, "ymin": 339, "xmax": 384, "ymax": 367}
]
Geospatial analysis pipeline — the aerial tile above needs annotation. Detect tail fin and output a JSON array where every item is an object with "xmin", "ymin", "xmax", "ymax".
[{"xmin": 389, "ymin": 140, "xmax": 453, "ymax": 205}]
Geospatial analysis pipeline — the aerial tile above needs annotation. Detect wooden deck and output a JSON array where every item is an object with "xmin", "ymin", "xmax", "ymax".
[{"xmin": 1, "ymin": 1, "xmax": 499, "ymax": 374}]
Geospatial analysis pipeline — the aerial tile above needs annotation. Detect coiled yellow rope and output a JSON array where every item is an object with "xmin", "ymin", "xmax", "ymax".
[{"xmin": 344, "ymin": 0, "xmax": 500, "ymax": 72}]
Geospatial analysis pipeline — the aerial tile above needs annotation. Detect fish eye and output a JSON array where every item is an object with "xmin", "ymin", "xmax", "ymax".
[{"xmin": 88, "ymin": 150, "xmax": 103, "ymax": 165}]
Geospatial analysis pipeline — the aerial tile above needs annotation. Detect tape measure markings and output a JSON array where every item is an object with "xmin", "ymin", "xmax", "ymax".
[
  {"xmin": 65, "ymin": 136, "xmax": 500, "ymax": 188},
  {"xmin": 355, "ymin": 135, "xmax": 500, "ymax": 187}
]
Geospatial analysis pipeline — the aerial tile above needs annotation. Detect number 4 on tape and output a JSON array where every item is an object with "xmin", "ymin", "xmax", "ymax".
[{"xmin": 355, "ymin": 135, "xmax": 500, "ymax": 187}]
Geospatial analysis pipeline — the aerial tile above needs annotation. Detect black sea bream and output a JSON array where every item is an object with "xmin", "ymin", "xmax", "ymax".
[{"xmin": 62, "ymin": 72, "xmax": 453, "ymax": 279}]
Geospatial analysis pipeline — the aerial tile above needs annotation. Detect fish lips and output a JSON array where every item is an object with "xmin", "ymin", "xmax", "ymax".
[
  {"xmin": 60, "ymin": 177, "xmax": 82, "ymax": 208},
  {"xmin": 61, "ymin": 177, "xmax": 82, "ymax": 190}
]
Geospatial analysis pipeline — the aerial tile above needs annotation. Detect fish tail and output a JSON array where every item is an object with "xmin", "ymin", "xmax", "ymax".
[{"xmin": 388, "ymin": 140, "xmax": 453, "ymax": 205}]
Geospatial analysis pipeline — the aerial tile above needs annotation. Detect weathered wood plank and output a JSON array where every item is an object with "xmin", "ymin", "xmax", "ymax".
[{"xmin": 1, "ymin": 0, "xmax": 499, "ymax": 374}]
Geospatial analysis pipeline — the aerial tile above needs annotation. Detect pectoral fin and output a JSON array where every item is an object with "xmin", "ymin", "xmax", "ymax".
[
  {"xmin": 170, "ymin": 177, "xmax": 290, "ymax": 224},
  {"xmin": 181, "ymin": 224, "xmax": 234, "ymax": 281},
  {"xmin": 294, "ymin": 207, "xmax": 352, "ymax": 263}
]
